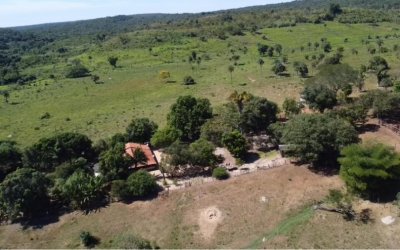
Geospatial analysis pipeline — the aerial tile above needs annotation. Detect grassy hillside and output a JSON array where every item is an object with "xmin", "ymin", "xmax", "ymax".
[{"xmin": 1, "ymin": 21, "xmax": 400, "ymax": 146}]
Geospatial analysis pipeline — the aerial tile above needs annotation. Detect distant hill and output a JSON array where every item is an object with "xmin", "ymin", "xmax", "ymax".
[{"xmin": 9, "ymin": 0, "xmax": 400, "ymax": 38}]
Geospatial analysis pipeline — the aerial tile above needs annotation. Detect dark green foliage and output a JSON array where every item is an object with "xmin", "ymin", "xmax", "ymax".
[
  {"xmin": 65, "ymin": 63, "xmax": 90, "ymax": 78},
  {"xmin": 272, "ymin": 60, "xmax": 286, "ymax": 75},
  {"xmin": 330, "ymin": 103, "xmax": 368, "ymax": 127},
  {"xmin": 324, "ymin": 53, "xmax": 343, "ymax": 65},
  {"xmin": 303, "ymin": 64, "xmax": 358, "ymax": 112},
  {"xmin": 52, "ymin": 157, "xmax": 91, "ymax": 180},
  {"xmin": 361, "ymin": 91, "xmax": 400, "ymax": 119},
  {"xmin": 279, "ymin": 114, "xmax": 359, "ymax": 165},
  {"xmin": 126, "ymin": 118, "xmax": 158, "ymax": 143},
  {"xmin": 339, "ymin": 143, "xmax": 400, "ymax": 200},
  {"xmin": 200, "ymin": 104, "xmax": 240, "ymax": 146},
  {"xmin": 130, "ymin": 148, "xmax": 147, "ymax": 168},
  {"xmin": 368, "ymin": 56, "xmax": 389, "ymax": 71},
  {"xmin": 167, "ymin": 96, "xmax": 213, "ymax": 142},
  {"xmin": 126, "ymin": 170, "xmax": 159, "ymax": 198},
  {"xmin": 80, "ymin": 231, "xmax": 99, "ymax": 248},
  {"xmin": 0, "ymin": 141, "xmax": 22, "ymax": 181},
  {"xmin": 212, "ymin": 167, "xmax": 230, "ymax": 180},
  {"xmin": 240, "ymin": 97, "xmax": 278, "ymax": 133},
  {"xmin": 110, "ymin": 180, "xmax": 129, "ymax": 201},
  {"xmin": 24, "ymin": 133, "xmax": 94, "ymax": 172},
  {"xmin": 323, "ymin": 42, "xmax": 332, "ymax": 53},
  {"xmin": 282, "ymin": 98, "xmax": 301, "ymax": 117},
  {"xmin": 183, "ymin": 75, "xmax": 196, "ymax": 85},
  {"xmin": 108, "ymin": 56, "xmax": 118, "ymax": 68},
  {"xmin": 150, "ymin": 127, "xmax": 180, "ymax": 148},
  {"xmin": 164, "ymin": 139, "xmax": 218, "ymax": 177},
  {"xmin": 60, "ymin": 171, "xmax": 104, "ymax": 210},
  {"xmin": 222, "ymin": 130, "xmax": 248, "ymax": 158},
  {"xmin": 0, "ymin": 168, "xmax": 50, "ymax": 221},
  {"xmin": 329, "ymin": 4, "xmax": 343, "ymax": 17},
  {"xmin": 258, "ymin": 44, "xmax": 269, "ymax": 56},
  {"xmin": 99, "ymin": 143, "xmax": 132, "ymax": 181},
  {"xmin": 293, "ymin": 61, "xmax": 309, "ymax": 77},
  {"xmin": 110, "ymin": 233, "xmax": 154, "ymax": 249}
]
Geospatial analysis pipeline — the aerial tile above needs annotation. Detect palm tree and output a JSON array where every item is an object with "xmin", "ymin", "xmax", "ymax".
[
  {"xmin": 228, "ymin": 91, "xmax": 252, "ymax": 113},
  {"xmin": 228, "ymin": 65, "xmax": 235, "ymax": 84},
  {"xmin": 258, "ymin": 58, "xmax": 265, "ymax": 72},
  {"xmin": 132, "ymin": 148, "xmax": 147, "ymax": 168}
]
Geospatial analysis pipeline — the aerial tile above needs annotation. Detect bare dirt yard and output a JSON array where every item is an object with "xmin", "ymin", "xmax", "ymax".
[
  {"xmin": 360, "ymin": 119, "xmax": 400, "ymax": 152},
  {"xmin": 0, "ymin": 165, "xmax": 342, "ymax": 249}
]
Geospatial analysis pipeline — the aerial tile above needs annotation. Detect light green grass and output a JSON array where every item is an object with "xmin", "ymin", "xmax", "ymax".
[
  {"xmin": 1, "ymin": 22, "xmax": 399, "ymax": 146},
  {"xmin": 247, "ymin": 206, "xmax": 314, "ymax": 249}
]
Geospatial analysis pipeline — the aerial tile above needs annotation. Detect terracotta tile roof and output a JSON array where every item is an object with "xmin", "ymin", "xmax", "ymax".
[{"xmin": 125, "ymin": 143, "xmax": 158, "ymax": 168}]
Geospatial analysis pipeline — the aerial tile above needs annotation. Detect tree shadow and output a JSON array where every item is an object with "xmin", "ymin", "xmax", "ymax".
[
  {"xmin": 358, "ymin": 123, "xmax": 380, "ymax": 135},
  {"xmin": 243, "ymin": 152, "xmax": 260, "ymax": 164}
]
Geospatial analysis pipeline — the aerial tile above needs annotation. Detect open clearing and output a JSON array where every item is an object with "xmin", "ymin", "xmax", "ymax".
[{"xmin": 0, "ymin": 165, "xmax": 342, "ymax": 249}]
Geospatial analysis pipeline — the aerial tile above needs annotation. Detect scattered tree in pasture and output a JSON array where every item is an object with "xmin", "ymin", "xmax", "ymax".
[
  {"xmin": 272, "ymin": 60, "xmax": 286, "ymax": 75},
  {"xmin": 108, "ymin": 56, "xmax": 118, "ymax": 68},
  {"xmin": 66, "ymin": 63, "xmax": 90, "ymax": 78},
  {"xmin": 91, "ymin": 74, "xmax": 100, "ymax": 84},
  {"xmin": 293, "ymin": 61, "xmax": 309, "ymax": 77},
  {"xmin": 368, "ymin": 56, "xmax": 389, "ymax": 71},
  {"xmin": 274, "ymin": 44, "xmax": 283, "ymax": 56},
  {"xmin": 323, "ymin": 42, "xmax": 332, "ymax": 53},
  {"xmin": 258, "ymin": 58, "xmax": 265, "ymax": 72},
  {"xmin": 257, "ymin": 44, "xmax": 269, "ymax": 56},
  {"xmin": 228, "ymin": 65, "xmax": 235, "ymax": 83},
  {"xmin": 183, "ymin": 75, "xmax": 196, "ymax": 85},
  {"xmin": 1, "ymin": 90, "xmax": 9, "ymax": 103}
]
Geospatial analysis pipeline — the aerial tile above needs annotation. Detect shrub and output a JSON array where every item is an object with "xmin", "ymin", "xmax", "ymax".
[
  {"xmin": 126, "ymin": 170, "xmax": 159, "ymax": 199},
  {"xmin": 80, "ymin": 231, "xmax": 99, "ymax": 248},
  {"xmin": 212, "ymin": 167, "xmax": 230, "ymax": 180},
  {"xmin": 110, "ymin": 233, "xmax": 154, "ymax": 249},
  {"xmin": 222, "ymin": 130, "xmax": 247, "ymax": 158},
  {"xmin": 183, "ymin": 76, "xmax": 196, "ymax": 85},
  {"xmin": 110, "ymin": 180, "xmax": 129, "ymax": 201},
  {"xmin": 66, "ymin": 64, "xmax": 90, "ymax": 78}
]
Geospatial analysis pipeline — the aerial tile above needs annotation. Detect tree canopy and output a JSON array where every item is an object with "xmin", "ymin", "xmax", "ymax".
[
  {"xmin": 167, "ymin": 96, "xmax": 213, "ymax": 142},
  {"xmin": 126, "ymin": 118, "xmax": 158, "ymax": 143},
  {"xmin": 339, "ymin": 143, "xmax": 400, "ymax": 200},
  {"xmin": 0, "ymin": 168, "xmax": 50, "ymax": 221},
  {"xmin": 278, "ymin": 114, "xmax": 359, "ymax": 166}
]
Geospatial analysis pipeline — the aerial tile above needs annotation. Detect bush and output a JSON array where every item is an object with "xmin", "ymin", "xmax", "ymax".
[
  {"xmin": 66, "ymin": 64, "xmax": 90, "ymax": 78},
  {"xmin": 212, "ymin": 167, "xmax": 230, "ymax": 180},
  {"xmin": 183, "ymin": 76, "xmax": 196, "ymax": 85},
  {"xmin": 110, "ymin": 233, "xmax": 155, "ymax": 249},
  {"xmin": 222, "ymin": 130, "xmax": 247, "ymax": 158},
  {"xmin": 80, "ymin": 231, "xmax": 99, "ymax": 248},
  {"xmin": 110, "ymin": 180, "xmax": 129, "ymax": 201},
  {"xmin": 126, "ymin": 170, "xmax": 159, "ymax": 199}
]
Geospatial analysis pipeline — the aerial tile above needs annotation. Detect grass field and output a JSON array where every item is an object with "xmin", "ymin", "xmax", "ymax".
[{"xmin": 1, "ymin": 22, "xmax": 400, "ymax": 147}]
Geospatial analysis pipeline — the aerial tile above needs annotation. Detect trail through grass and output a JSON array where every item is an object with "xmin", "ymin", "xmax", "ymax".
[{"xmin": 247, "ymin": 206, "xmax": 314, "ymax": 249}]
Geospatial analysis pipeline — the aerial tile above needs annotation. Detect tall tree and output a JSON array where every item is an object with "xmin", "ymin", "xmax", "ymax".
[
  {"xmin": 126, "ymin": 118, "xmax": 158, "ymax": 143},
  {"xmin": 167, "ymin": 96, "xmax": 213, "ymax": 142}
]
